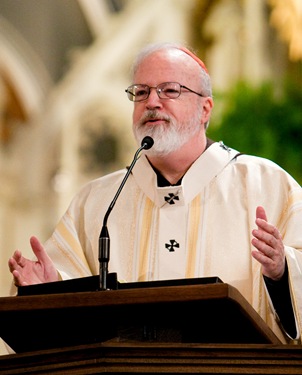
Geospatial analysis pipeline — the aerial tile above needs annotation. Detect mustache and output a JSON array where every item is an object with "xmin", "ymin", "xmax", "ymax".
[{"xmin": 138, "ymin": 110, "xmax": 171, "ymax": 125}]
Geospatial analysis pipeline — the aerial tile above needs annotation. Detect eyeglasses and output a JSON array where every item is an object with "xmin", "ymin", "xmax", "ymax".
[{"xmin": 125, "ymin": 82, "xmax": 204, "ymax": 102}]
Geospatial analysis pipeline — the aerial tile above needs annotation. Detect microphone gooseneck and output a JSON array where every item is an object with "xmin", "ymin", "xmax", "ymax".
[{"xmin": 99, "ymin": 136, "xmax": 154, "ymax": 290}]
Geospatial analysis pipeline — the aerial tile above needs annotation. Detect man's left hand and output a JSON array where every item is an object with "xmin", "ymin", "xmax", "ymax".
[{"xmin": 251, "ymin": 206, "xmax": 285, "ymax": 281}]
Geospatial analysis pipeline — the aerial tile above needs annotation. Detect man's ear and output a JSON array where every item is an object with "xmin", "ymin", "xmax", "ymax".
[{"xmin": 201, "ymin": 97, "xmax": 214, "ymax": 125}]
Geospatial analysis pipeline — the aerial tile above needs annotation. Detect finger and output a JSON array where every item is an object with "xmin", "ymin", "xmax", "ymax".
[
  {"xmin": 252, "ymin": 228, "xmax": 284, "ymax": 266},
  {"xmin": 256, "ymin": 206, "xmax": 267, "ymax": 222},
  {"xmin": 12, "ymin": 250, "xmax": 22, "ymax": 263},
  {"xmin": 12, "ymin": 270, "xmax": 28, "ymax": 287},
  {"xmin": 30, "ymin": 236, "xmax": 50, "ymax": 263},
  {"xmin": 30, "ymin": 235, "xmax": 43, "ymax": 252},
  {"xmin": 8, "ymin": 257, "xmax": 16, "ymax": 273},
  {"xmin": 251, "ymin": 237, "xmax": 275, "ymax": 259},
  {"xmin": 252, "ymin": 229, "xmax": 278, "ymax": 249},
  {"xmin": 30, "ymin": 236, "xmax": 45, "ymax": 261},
  {"xmin": 251, "ymin": 248, "xmax": 273, "ymax": 265},
  {"xmin": 8, "ymin": 252, "xmax": 23, "ymax": 272},
  {"xmin": 253, "ymin": 221, "xmax": 282, "ymax": 242}
]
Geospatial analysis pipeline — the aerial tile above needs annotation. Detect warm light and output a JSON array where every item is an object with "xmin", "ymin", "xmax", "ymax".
[{"xmin": 268, "ymin": 0, "xmax": 302, "ymax": 61}]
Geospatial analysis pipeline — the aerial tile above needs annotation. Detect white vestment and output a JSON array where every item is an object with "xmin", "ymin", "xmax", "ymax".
[{"xmin": 44, "ymin": 142, "xmax": 302, "ymax": 343}]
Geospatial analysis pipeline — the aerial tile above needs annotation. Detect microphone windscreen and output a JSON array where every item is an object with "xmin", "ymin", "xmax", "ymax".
[{"xmin": 141, "ymin": 136, "xmax": 154, "ymax": 150}]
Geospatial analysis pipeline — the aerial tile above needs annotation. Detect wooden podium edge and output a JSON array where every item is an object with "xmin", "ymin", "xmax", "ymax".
[{"xmin": 0, "ymin": 282, "xmax": 281, "ymax": 351}]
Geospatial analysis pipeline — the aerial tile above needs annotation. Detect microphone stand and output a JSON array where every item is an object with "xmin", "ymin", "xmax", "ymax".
[{"xmin": 98, "ymin": 137, "xmax": 154, "ymax": 290}]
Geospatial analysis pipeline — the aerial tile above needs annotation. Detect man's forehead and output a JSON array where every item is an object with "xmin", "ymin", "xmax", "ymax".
[{"xmin": 142, "ymin": 47, "xmax": 207, "ymax": 73}]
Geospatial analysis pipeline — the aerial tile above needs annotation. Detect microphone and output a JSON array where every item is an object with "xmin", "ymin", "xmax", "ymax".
[
  {"xmin": 98, "ymin": 136, "xmax": 154, "ymax": 290},
  {"xmin": 141, "ymin": 136, "xmax": 154, "ymax": 150}
]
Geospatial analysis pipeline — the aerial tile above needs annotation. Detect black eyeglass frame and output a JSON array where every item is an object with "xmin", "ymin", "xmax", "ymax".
[{"xmin": 125, "ymin": 82, "xmax": 205, "ymax": 102}]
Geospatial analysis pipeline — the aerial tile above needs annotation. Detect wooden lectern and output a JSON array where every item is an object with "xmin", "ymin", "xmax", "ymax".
[{"xmin": 0, "ymin": 277, "xmax": 301, "ymax": 374}]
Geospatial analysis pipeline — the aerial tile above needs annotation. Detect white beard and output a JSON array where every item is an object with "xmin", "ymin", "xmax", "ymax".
[{"xmin": 133, "ymin": 109, "xmax": 203, "ymax": 156}]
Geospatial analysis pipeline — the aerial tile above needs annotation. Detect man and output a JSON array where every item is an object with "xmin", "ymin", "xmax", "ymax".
[{"xmin": 8, "ymin": 42, "xmax": 302, "ymax": 343}]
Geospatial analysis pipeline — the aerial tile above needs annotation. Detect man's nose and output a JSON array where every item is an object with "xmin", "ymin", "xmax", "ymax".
[{"xmin": 145, "ymin": 88, "xmax": 162, "ymax": 108}]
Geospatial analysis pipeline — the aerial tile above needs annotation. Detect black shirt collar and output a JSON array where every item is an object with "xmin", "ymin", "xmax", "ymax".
[{"xmin": 152, "ymin": 138, "xmax": 214, "ymax": 187}]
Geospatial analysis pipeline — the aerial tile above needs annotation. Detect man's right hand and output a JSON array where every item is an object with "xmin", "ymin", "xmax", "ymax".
[{"xmin": 8, "ymin": 236, "xmax": 59, "ymax": 286}]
